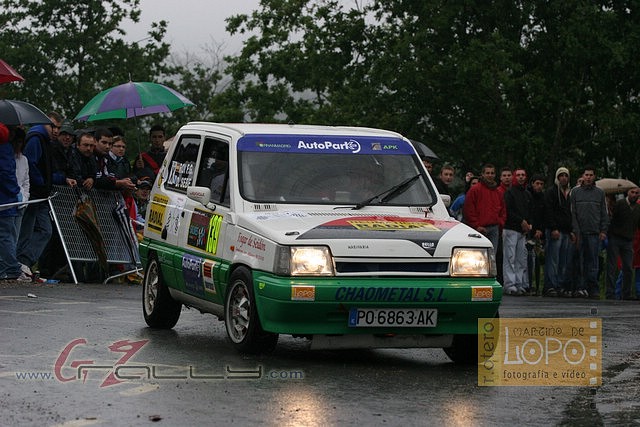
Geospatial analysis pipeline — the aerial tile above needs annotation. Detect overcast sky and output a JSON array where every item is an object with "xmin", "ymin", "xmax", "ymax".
[{"xmin": 123, "ymin": 0, "xmax": 260, "ymax": 55}]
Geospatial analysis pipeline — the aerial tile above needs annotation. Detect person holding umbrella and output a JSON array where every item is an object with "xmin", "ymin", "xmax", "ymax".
[{"xmin": 133, "ymin": 124, "xmax": 166, "ymax": 179}]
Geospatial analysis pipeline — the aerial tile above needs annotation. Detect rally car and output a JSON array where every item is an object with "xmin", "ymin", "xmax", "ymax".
[{"xmin": 140, "ymin": 123, "xmax": 501, "ymax": 363}]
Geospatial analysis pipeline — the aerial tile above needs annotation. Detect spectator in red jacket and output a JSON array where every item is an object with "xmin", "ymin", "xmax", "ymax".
[{"xmin": 463, "ymin": 163, "xmax": 506, "ymax": 252}]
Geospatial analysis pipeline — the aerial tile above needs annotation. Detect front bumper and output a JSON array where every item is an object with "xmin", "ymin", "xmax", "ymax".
[{"xmin": 252, "ymin": 272, "xmax": 501, "ymax": 336}]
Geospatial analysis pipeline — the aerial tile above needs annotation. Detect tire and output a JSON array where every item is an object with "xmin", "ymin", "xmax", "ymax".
[
  {"xmin": 443, "ymin": 334, "xmax": 478, "ymax": 365},
  {"xmin": 443, "ymin": 311, "xmax": 500, "ymax": 364},
  {"xmin": 224, "ymin": 267, "xmax": 278, "ymax": 354},
  {"xmin": 143, "ymin": 255, "xmax": 181, "ymax": 329}
]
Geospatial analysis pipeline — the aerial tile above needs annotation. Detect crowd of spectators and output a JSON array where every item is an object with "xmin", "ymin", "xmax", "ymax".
[
  {"xmin": 0, "ymin": 115, "xmax": 165, "ymax": 283},
  {"xmin": 417, "ymin": 149, "xmax": 640, "ymax": 301}
]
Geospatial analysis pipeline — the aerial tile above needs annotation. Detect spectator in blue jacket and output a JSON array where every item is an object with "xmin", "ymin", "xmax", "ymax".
[
  {"xmin": 16, "ymin": 116, "xmax": 68, "ymax": 279},
  {"xmin": 0, "ymin": 123, "xmax": 29, "ymax": 282}
]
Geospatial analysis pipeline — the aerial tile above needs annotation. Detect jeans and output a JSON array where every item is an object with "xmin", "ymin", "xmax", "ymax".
[
  {"xmin": 544, "ymin": 230, "xmax": 573, "ymax": 291},
  {"xmin": 17, "ymin": 203, "xmax": 53, "ymax": 268},
  {"xmin": 15, "ymin": 207, "xmax": 26, "ymax": 239},
  {"xmin": 615, "ymin": 269, "xmax": 640, "ymax": 299},
  {"xmin": 0, "ymin": 215, "xmax": 21, "ymax": 279},
  {"xmin": 607, "ymin": 235, "xmax": 633, "ymax": 300},
  {"xmin": 502, "ymin": 229, "xmax": 528, "ymax": 289},
  {"xmin": 577, "ymin": 233, "xmax": 601, "ymax": 296},
  {"xmin": 483, "ymin": 225, "xmax": 500, "ymax": 255}
]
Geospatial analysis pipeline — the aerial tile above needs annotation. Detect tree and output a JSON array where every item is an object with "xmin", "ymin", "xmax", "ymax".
[
  {"xmin": 0, "ymin": 0, "xmax": 172, "ymax": 145},
  {"xmin": 224, "ymin": 0, "xmax": 640, "ymax": 180},
  {"xmin": 167, "ymin": 39, "xmax": 245, "ymax": 128}
]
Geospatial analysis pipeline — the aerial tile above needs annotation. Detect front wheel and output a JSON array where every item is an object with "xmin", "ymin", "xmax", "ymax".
[
  {"xmin": 443, "ymin": 312, "xmax": 500, "ymax": 364},
  {"xmin": 143, "ymin": 255, "xmax": 181, "ymax": 329},
  {"xmin": 224, "ymin": 267, "xmax": 278, "ymax": 354},
  {"xmin": 443, "ymin": 334, "xmax": 478, "ymax": 364}
]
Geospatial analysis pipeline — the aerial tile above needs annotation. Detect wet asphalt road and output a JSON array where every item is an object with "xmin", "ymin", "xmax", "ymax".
[{"xmin": 0, "ymin": 282, "xmax": 638, "ymax": 427}]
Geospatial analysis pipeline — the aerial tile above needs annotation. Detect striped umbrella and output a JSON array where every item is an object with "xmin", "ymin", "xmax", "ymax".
[{"xmin": 74, "ymin": 81, "xmax": 194, "ymax": 122}]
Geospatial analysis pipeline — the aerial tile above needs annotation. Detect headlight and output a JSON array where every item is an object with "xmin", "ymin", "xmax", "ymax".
[
  {"xmin": 450, "ymin": 247, "xmax": 496, "ymax": 277},
  {"xmin": 274, "ymin": 246, "xmax": 335, "ymax": 276}
]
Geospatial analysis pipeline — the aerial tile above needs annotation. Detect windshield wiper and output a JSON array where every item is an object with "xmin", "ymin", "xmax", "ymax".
[{"xmin": 352, "ymin": 174, "xmax": 422, "ymax": 210}]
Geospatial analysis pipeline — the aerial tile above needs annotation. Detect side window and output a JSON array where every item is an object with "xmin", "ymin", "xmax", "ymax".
[
  {"xmin": 165, "ymin": 134, "xmax": 201, "ymax": 193},
  {"xmin": 196, "ymin": 138, "xmax": 230, "ymax": 206}
]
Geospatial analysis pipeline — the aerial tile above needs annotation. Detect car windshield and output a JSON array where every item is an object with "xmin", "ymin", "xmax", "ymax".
[{"xmin": 238, "ymin": 134, "xmax": 436, "ymax": 206}]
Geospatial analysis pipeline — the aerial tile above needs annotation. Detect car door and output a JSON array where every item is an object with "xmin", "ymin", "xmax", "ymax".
[{"xmin": 180, "ymin": 136, "xmax": 231, "ymax": 304}]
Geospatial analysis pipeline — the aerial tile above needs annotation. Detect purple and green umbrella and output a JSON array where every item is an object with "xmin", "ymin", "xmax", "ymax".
[{"xmin": 74, "ymin": 81, "xmax": 195, "ymax": 122}]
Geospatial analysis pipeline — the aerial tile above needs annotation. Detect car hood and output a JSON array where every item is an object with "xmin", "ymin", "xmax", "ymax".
[{"xmin": 235, "ymin": 210, "xmax": 490, "ymax": 258}]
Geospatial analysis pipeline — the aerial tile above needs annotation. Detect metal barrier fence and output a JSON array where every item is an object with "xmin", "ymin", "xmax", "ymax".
[{"xmin": 49, "ymin": 185, "xmax": 141, "ymax": 284}]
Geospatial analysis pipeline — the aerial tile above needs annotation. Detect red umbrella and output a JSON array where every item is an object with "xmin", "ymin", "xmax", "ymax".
[{"xmin": 0, "ymin": 59, "xmax": 25, "ymax": 83}]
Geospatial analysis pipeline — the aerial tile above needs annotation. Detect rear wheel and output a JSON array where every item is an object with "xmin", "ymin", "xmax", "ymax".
[
  {"xmin": 224, "ymin": 267, "xmax": 278, "ymax": 354},
  {"xmin": 143, "ymin": 255, "xmax": 181, "ymax": 329}
]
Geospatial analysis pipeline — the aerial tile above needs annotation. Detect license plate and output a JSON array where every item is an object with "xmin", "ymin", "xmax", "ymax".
[{"xmin": 348, "ymin": 308, "xmax": 438, "ymax": 327}]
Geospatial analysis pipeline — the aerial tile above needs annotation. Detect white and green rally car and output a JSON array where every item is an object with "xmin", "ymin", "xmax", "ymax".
[{"xmin": 140, "ymin": 122, "xmax": 501, "ymax": 363}]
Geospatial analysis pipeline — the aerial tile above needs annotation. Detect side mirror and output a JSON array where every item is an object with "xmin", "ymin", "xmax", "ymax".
[
  {"xmin": 187, "ymin": 186, "xmax": 211, "ymax": 206},
  {"xmin": 439, "ymin": 194, "xmax": 451, "ymax": 208}
]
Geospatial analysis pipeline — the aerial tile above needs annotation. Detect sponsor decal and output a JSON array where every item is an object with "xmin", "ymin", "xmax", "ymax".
[
  {"xmin": 471, "ymin": 286, "xmax": 493, "ymax": 301},
  {"xmin": 187, "ymin": 208, "xmax": 223, "ymax": 255},
  {"xmin": 478, "ymin": 318, "xmax": 602, "ymax": 387},
  {"xmin": 297, "ymin": 217, "xmax": 456, "ymax": 254},
  {"xmin": 237, "ymin": 135, "xmax": 416, "ymax": 155},
  {"xmin": 147, "ymin": 194, "xmax": 169, "ymax": 233},
  {"xmin": 335, "ymin": 286, "xmax": 446, "ymax": 302},
  {"xmin": 166, "ymin": 160, "xmax": 195, "ymax": 190},
  {"xmin": 234, "ymin": 232, "xmax": 266, "ymax": 261},
  {"xmin": 206, "ymin": 214, "xmax": 223, "ymax": 255},
  {"xmin": 160, "ymin": 195, "xmax": 186, "ymax": 239},
  {"xmin": 187, "ymin": 208, "xmax": 213, "ymax": 250},
  {"xmin": 291, "ymin": 285, "xmax": 315, "ymax": 301},
  {"xmin": 236, "ymin": 232, "xmax": 266, "ymax": 251},
  {"xmin": 182, "ymin": 254, "xmax": 204, "ymax": 296},
  {"xmin": 297, "ymin": 139, "xmax": 361, "ymax": 153},
  {"xmin": 347, "ymin": 218, "xmax": 440, "ymax": 231},
  {"xmin": 202, "ymin": 260, "xmax": 217, "ymax": 294}
]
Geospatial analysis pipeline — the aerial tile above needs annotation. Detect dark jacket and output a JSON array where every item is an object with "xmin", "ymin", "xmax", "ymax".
[
  {"xmin": 132, "ymin": 146, "xmax": 165, "ymax": 179},
  {"xmin": 570, "ymin": 184, "xmax": 609, "ymax": 235},
  {"xmin": 0, "ymin": 135, "xmax": 19, "ymax": 217},
  {"xmin": 23, "ymin": 126, "xmax": 66, "ymax": 198},
  {"xmin": 51, "ymin": 140, "xmax": 72, "ymax": 178},
  {"xmin": 434, "ymin": 178, "xmax": 451, "ymax": 197},
  {"xmin": 68, "ymin": 147, "xmax": 97, "ymax": 186},
  {"xmin": 95, "ymin": 153, "xmax": 117, "ymax": 190},
  {"xmin": 545, "ymin": 184, "xmax": 572, "ymax": 233},
  {"xmin": 504, "ymin": 184, "xmax": 533, "ymax": 232},
  {"xmin": 107, "ymin": 151, "xmax": 131, "ymax": 179},
  {"xmin": 529, "ymin": 187, "xmax": 546, "ymax": 237},
  {"xmin": 608, "ymin": 198, "xmax": 640, "ymax": 240}
]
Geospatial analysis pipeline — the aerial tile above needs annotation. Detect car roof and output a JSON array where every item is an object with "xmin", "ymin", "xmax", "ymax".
[{"xmin": 181, "ymin": 122, "xmax": 404, "ymax": 139}]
